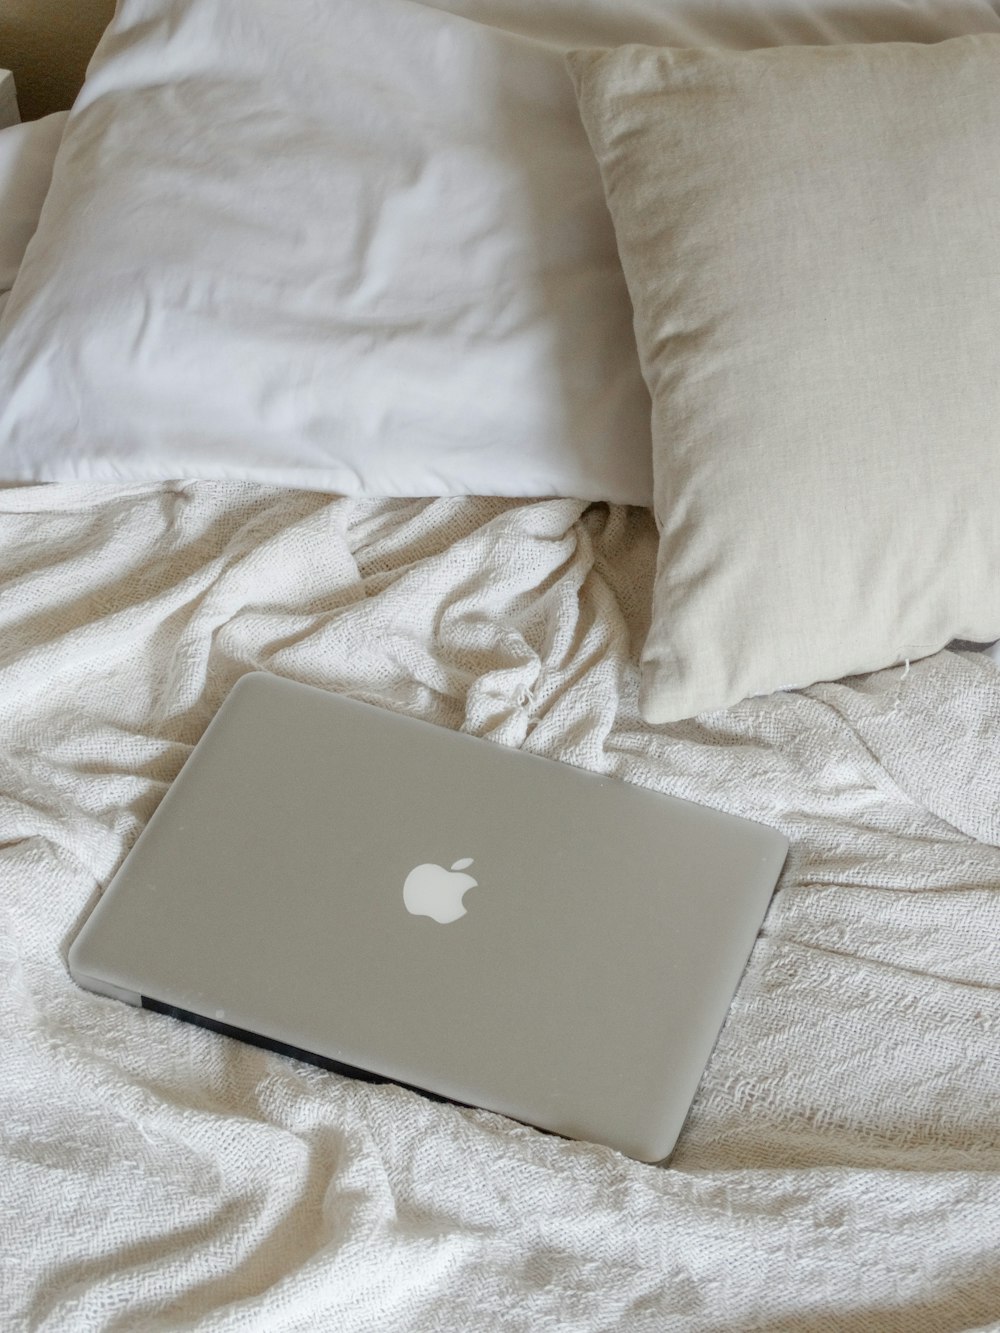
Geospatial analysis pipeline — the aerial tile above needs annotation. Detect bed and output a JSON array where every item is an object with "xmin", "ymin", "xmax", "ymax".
[{"xmin": 3, "ymin": 1, "xmax": 1000, "ymax": 1329}]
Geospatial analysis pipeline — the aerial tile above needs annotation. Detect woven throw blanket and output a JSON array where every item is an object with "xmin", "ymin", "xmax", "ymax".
[{"xmin": 2, "ymin": 483, "xmax": 999, "ymax": 1332}]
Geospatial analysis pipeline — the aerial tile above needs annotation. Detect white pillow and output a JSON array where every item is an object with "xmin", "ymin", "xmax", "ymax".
[
  {"xmin": 569, "ymin": 35, "xmax": 1000, "ymax": 722},
  {"xmin": 0, "ymin": 0, "xmax": 650, "ymax": 500},
  {"xmin": 1, "ymin": 0, "xmax": 998, "ymax": 496},
  {"xmin": 0, "ymin": 113, "xmax": 68, "ymax": 303}
]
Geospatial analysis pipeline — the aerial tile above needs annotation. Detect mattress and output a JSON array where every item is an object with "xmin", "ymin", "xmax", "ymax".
[{"xmin": 3, "ymin": 0, "xmax": 1000, "ymax": 1328}]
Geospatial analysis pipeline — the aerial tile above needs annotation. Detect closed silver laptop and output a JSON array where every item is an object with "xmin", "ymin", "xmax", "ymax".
[{"xmin": 69, "ymin": 672, "xmax": 787, "ymax": 1162}]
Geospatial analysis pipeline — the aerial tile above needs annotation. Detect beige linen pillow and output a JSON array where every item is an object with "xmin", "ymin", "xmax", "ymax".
[{"xmin": 568, "ymin": 35, "xmax": 1000, "ymax": 723}]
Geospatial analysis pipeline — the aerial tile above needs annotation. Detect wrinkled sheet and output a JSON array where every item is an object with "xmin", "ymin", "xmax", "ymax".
[{"xmin": 2, "ymin": 484, "xmax": 1000, "ymax": 1331}]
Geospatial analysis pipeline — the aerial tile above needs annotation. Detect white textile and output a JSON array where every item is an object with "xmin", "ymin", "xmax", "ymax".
[
  {"xmin": 2, "ymin": 484, "xmax": 1000, "ymax": 1330},
  {"xmin": 6, "ymin": 0, "xmax": 1000, "ymax": 500},
  {"xmin": 0, "ymin": 112, "xmax": 68, "ymax": 295}
]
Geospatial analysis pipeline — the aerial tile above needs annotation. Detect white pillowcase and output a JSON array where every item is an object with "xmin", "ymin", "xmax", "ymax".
[
  {"xmin": 0, "ymin": 0, "xmax": 651, "ymax": 499},
  {"xmin": 0, "ymin": 113, "xmax": 68, "ymax": 318},
  {"xmin": 2, "ymin": 0, "xmax": 999, "ymax": 497}
]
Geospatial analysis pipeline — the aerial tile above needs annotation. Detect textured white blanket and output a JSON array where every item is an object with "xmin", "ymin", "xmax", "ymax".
[{"xmin": 3, "ymin": 484, "xmax": 1000, "ymax": 1331}]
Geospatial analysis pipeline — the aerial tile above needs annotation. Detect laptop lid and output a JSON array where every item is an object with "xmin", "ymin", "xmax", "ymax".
[{"xmin": 69, "ymin": 672, "xmax": 788, "ymax": 1162}]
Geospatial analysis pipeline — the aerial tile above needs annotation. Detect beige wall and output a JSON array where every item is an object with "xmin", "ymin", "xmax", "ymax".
[{"xmin": 0, "ymin": 0, "xmax": 117, "ymax": 120}]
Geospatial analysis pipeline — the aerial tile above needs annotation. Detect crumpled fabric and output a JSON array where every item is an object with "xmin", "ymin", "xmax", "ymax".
[{"xmin": 2, "ymin": 483, "xmax": 999, "ymax": 1331}]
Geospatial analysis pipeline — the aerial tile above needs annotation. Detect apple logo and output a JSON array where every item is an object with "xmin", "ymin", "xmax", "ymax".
[{"xmin": 403, "ymin": 858, "xmax": 478, "ymax": 924}]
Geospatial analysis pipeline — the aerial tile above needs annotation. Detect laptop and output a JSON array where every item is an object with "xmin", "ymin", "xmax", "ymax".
[{"xmin": 69, "ymin": 672, "xmax": 787, "ymax": 1162}]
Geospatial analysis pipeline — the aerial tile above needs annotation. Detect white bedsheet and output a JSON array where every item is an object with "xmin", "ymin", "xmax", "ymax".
[{"xmin": 3, "ymin": 484, "xmax": 1000, "ymax": 1330}]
